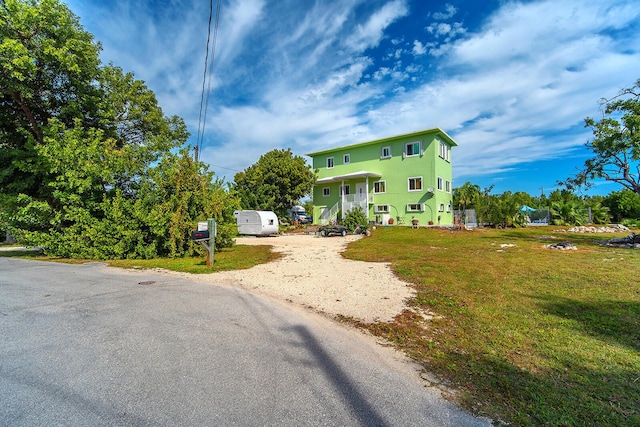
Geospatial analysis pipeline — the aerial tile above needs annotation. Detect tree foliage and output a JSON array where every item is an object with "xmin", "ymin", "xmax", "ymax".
[
  {"xmin": 550, "ymin": 201, "xmax": 588, "ymax": 226},
  {"xmin": 234, "ymin": 148, "xmax": 315, "ymax": 217},
  {"xmin": 565, "ymin": 79, "xmax": 640, "ymax": 194},
  {"xmin": 451, "ymin": 183, "xmax": 616, "ymax": 227},
  {"xmin": 602, "ymin": 189, "xmax": 640, "ymax": 222},
  {"xmin": 1, "ymin": 0, "xmax": 239, "ymax": 258}
]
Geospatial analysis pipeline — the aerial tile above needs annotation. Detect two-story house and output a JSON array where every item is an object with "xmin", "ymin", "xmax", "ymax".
[{"xmin": 307, "ymin": 128, "xmax": 457, "ymax": 226}]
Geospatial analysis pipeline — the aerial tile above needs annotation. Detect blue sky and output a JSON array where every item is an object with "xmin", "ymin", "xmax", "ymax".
[{"xmin": 64, "ymin": 0, "xmax": 640, "ymax": 196}]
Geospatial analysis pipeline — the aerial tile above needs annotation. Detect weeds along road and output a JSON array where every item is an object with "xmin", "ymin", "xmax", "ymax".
[{"xmin": 0, "ymin": 258, "xmax": 489, "ymax": 426}]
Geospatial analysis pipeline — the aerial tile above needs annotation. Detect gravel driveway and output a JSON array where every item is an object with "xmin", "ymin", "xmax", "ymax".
[{"xmin": 164, "ymin": 233, "xmax": 415, "ymax": 323}]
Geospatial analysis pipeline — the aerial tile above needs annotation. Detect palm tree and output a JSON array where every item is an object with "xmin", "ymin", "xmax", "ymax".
[{"xmin": 550, "ymin": 201, "xmax": 588, "ymax": 225}]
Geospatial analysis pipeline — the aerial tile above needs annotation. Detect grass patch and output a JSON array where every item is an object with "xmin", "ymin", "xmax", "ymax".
[
  {"xmin": 0, "ymin": 244, "xmax": 279, "ymax": 274},
  {"xmin": 345, "ymin": 226, "xmax": 640, "ymax": 426}
]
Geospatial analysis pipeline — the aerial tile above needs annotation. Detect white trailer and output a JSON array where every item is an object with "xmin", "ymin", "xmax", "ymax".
[{"xmin": 234, "ymin": 210, "xmax": 279, "ymax": 236}]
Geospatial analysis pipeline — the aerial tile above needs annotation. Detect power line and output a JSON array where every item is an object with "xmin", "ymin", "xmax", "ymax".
[{"xmin": 195, "ymin": 0, "xmax": 222, "ymax": 161}]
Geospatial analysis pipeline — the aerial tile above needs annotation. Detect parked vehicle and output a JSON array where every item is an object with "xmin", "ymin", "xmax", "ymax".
[
  {"xmin": 318, "ymin": 224, "xmax": 348, "ymax": 237},
  {"xmin": 287, "ymin": 205, "xmax": 311, "ymax": 224},
  {"xmin": 234, "ymin": 210, "xmax": 279, "ymax": 236}
]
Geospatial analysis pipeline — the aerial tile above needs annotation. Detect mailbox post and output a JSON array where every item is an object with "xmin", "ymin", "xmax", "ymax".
[
  {"xmin": 191, "ymin": 218, "xmax": 216, "ymax": 266},
  {"xmin": 207, "ymin": 217, "xmax": 216, "ymax": 266}
]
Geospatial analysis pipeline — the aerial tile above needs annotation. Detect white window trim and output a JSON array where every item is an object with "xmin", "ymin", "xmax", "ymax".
[
  {"xmin": 322, "ymin": 187, "xmax": 330, "ymax": 197},
  {"xmin": 374, "ymin": 205, "xmax": 389, "ymax": 213},
  {"xmin": 408, "ymin": 176, "xmax": 423, "ymax": 192},
  {"xmin": 407, "ymin": 203, "xmax": 424, "ymax": 212},
  {"xmin": 439, "ymin": 140, "xmax": 451, "ymax": 162},
  {"xmin": 404, "ymin": 141, "xmax": 422, "ymax": 157},
  {"xmin": 437, "ymin": 176, "xmax": 444, "ymax": 191},
  {"xmin": 380, "ymin": 146, "xmax": 392, "ymax": 159},
  {"xmin": 446, "ymin": 204, "xmax": 452, "ymax": 212},
  {"xmin": 373, "ymin": 180, "xmax": 386, "ymax": 194},
  {"xmin": 343, "ymin": 153, "xmax": 350, "ymax": 164},
  {"xmin": 327, "ymin": 157, "xmax": 334, "ymax": 168},
  {"xmin": 445, "ymin": 180, "xmax": 451, "ymax": 193},
  {"xmin": 340, "ymin": 184, "xmax": 351, "ymax": 196},
  {"xmin": 439, "ymin": 203, "xmax": 445, "ymax": 212}
]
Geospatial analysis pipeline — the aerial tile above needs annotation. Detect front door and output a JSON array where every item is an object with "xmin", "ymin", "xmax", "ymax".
[{"xmin": 356, "ymin": 182, "xmax": 366, "ymax": 202}]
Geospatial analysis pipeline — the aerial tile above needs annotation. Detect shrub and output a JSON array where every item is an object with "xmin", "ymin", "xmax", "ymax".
[{"xmin": 342, "ymin": 208, "xmax": 368, "ymax": 232}]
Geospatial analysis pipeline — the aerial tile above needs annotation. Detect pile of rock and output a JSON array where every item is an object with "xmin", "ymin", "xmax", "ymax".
[
  {"xmin": 545, "ymin": 241, "xmax": 577, "ymax": 250},
  {"xmin": 596, "ymin": 233, "xmax": 640, "ymax": 249},
  {"xmin": 556, "ymin": 225, "xmax": 630, "ymax": 233}
]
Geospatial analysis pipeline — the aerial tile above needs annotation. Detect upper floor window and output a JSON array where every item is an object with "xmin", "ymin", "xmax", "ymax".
[
  {"xmin": 343, "ymin": 154, "xmax": 350, "ymax": 164},
  {"xmin": 405, "ymin": 141, "xmax": 421, "ymax": 157},
  {"xmin": 445, "ymin": 180, "xmax": 451, "ymax": 193},
  {"xmin": 439, "ymin": 140, "xmax": 451, "ymax": 161},
  {"xmin": 373, "ymin": 181, "xmax": 386, "ymax": 194},
  {"xmin": 327, "ymin": 157, "xmax": 334, "ymax": 168},
  {"xmin": 381, "ymin": 146, "xmax": 392, "ymax": 159},
  {"xmin": 322, "ymin": 187, "xmax": 330, "ymax": 197},
  {"xmin": 408, "ymin": 177, "xmax": 422, "ymax": 191},
  {"xmin": 437, "ymin": 177, "xmax": 444, "ymax": 191}
]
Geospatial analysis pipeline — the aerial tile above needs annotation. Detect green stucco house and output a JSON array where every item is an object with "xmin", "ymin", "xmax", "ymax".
[{"xmin": 307, "ymin": 128, "xmax": 457, "ymax": 226}]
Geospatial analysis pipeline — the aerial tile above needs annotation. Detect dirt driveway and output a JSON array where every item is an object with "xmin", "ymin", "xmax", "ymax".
[{"xmin": 180, "ymin": 233, "xmax": 415, "ymax": 323}]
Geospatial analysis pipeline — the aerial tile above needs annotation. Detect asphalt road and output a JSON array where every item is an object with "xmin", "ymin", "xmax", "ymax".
[{"xmin": 0, "ymin": 258, "xmax": 490, "ymax": 426}]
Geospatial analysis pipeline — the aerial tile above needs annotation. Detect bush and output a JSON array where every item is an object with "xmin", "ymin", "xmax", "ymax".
[{"xmin": 342, "ymin": 208, "xmax": 368, "ymax": 232}]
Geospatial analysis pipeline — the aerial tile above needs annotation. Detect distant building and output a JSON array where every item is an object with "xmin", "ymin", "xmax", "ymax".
[{"xmin": 307, "ymin": 128, "xmax": 456, "ymax": 226}]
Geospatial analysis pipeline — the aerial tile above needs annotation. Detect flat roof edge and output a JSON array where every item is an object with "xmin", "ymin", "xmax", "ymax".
[{"xmin": 306, "ymin": 127, "xmax": 457, "ymax": 156}]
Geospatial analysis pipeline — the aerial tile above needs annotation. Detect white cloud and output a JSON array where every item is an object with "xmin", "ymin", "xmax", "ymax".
[
  {"xmin": 344, "ymin": 0, "xmax": 409, "ymax": 52},
  {"xmin": 412, "ymin": 40, "xmax": 426, "ymax": 56},
  {"xmin": 432, "ymin": 3, "xmax": 457, "ymax": 20}
]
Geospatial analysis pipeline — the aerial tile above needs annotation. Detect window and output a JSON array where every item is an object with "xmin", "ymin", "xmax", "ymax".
[
  {"xmin": 322, "ymin": 187, "xmax": 330, "ymax": 197},
  {"xmin": 437, "ymin": 177, "xmax": 443, "ymax": 191},
  {"xmin": 374, "ymin": 205, "xmax": 389, "ymax": 213},
  {"xmin": 439, "ymin": 203, "xmax": 445, "ymax": 212},
  {"xmin": 343, "ymin": 154, "xmax": 350, "ymax": 164},
  {"xmin": 405, "ymin": 141, "xmax": 421, "ymax": 157},
  {"xmin": 340, "ymin": 184, "xmax": 350, "ymax": 195},
  {"xmin": 408, "ymin": 177, "xmax": 422, "ymax": 191},
  {"xmin": 439, "ymin": 140, "xmax": 451, "ymax": 161},
  {"xmin": 380, "ymin": 146, "xmax": 392, "ymax": 159},
  {"xmin": 327, "ymin": 157, "xmax": 334, "ymax": 168},
  {"xmin": 373, "ymin": 181, "xmax": 386, "ymax": 194},
  {"xmin": 445, "ymin": 180, "xmax": 451, "ymax": 193},
  {"xmin": 407, "ymin": 203, "xmax": 424, "ymax": 212},
  {"xmin": 446, "ymin": 204, "xmax": 452, "ymax": 212}
]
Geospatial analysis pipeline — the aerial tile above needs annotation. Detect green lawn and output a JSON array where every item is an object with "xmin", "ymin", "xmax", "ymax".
[
  {"xmin": 344, "ymin": 226, "xmax": 640, "ymax": 426},
  {"xmin": 0, "ymin": 244, "xmax": 279, "ymax": 274}
]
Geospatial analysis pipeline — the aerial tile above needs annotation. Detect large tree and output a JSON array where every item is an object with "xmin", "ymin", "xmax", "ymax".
[
  {"xmin": 234, "ymin": 148, "xmax": 315, "ymax": 217},
  {"xmin": 1, "ymin": 0, "xmax": 238, "ymax": 258},
  {"xmin": 565, "ymin": 79, "xmax": 640, "ymax": 194},
  {"xmin": 1, "ymin": 0, "xmax": 102, "ymax": 196}
]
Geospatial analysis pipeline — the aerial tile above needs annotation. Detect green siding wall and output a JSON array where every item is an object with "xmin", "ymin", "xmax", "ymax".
[{"xmin": 309, "ymin": 129, "xmax": 455, "ymax": 226}]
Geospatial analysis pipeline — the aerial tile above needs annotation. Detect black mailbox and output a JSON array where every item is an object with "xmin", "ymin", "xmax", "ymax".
[{"xmin": 191, "ymin": 230, "xmax": 210, "ymax": 241}]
